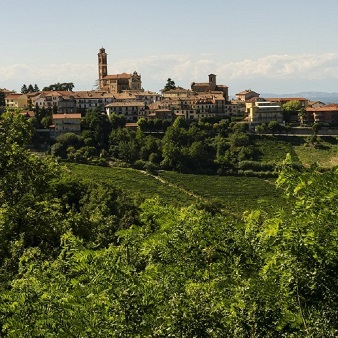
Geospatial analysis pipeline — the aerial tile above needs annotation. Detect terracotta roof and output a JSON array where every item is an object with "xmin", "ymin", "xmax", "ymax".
[
  {"xmin": 5, "ymin": 93, "xmax": 23, "ymax": 99},
  {"xmin": 53, "ymin": 114, "xmax": 81, "ymax": 119},
  {"xmin": 73, "ymin": 91, "xmax": 114, "ymax": 99},
  {"xmin": 104, "ymin": 73, "xmax": 132, "ymax": 80},
  {"xmin": 236, "ymin": 90, "xmax": 259, "ymax": 95},
  {"xmin": 306, "ymin": 105, "xmax": 338, "ymax": 112},
  {"xmin": 163, "ymin": 88, "xmax": 191, "ymax": 93},
  {"xmin": 39, "ymin": 91, "xmax": 75, "ymax": 99},
  {"xmin": 106, "ymin": 102, "xmax": 145, "ymax": 107},
  {"xmin": 192, "ymin": 82, "xmax": 209, "ymax": 87}
]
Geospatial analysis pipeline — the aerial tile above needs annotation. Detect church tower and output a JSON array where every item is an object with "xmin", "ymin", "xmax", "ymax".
[
  {"xmin": 208, "ymin": 74, "xmax": 216, "ymax": 91},
  {"xmin": 98, "ymin": 47, "xmax": 108, "ymax": 90}
]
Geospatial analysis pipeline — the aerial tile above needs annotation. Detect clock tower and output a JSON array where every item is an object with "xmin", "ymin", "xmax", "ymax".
[{"xmin": 98, "ymin": 47, "xmax": 108, "ymax": 89}]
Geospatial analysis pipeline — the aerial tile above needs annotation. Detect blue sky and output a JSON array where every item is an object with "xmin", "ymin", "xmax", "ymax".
[{"xmin": 2, "ymin": 0, "xmax": 338, "ymax": 95}]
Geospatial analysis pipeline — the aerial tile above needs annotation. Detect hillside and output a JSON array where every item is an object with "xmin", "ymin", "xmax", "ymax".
[
  {"xmin": 68, "ymin": 163, "xmax": 284, "ymax": 216},
  {"xmin": 252, "ymin": 135, "xmax": 338, "ymax": 168},
  {"xmin": 67, "ymin": 134, "xmax": 338, "ymax": 216}
]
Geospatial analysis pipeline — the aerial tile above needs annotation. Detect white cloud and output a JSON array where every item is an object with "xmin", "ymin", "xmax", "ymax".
[{"xmin": 2, "ymin": 53, "xmax": 338, "ymax": 92}]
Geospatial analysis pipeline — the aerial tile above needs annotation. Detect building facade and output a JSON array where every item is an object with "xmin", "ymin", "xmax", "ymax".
[
  {"xmin": 191, "ymin": 74, "xmax": 229, "ymax": 101},
  {"xmin": 51, "ymin": 113, "xmax": 81, "ymax": 138},
  {"xmin": 247, "ymin": 101, "xmax": 284, "ymax": 125},
  {"xmin": 98, "ymin": 47, "xmax": 142, "ymax": 93}
]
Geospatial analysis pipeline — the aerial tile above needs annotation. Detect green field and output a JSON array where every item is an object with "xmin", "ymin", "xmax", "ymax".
[
  {"xmin": 159, "ymin": 171, "xmax": 283, "ymax": 215},
  {"xmin": 253, "ymin": 135, "xmax": 301, "ymax": 163},
  {"xmin": 252, "ymin": 135, "xmax": 338, "ymax": 168},
  {"xmin": 67, "ymin": 163, "xmax": 197, "ymax": 206},
  {"xmin": 293, "ymin": 136, "xmax": 338, "ymax": 168},
  {"xmin": 67, "ymin": 163, "xmax": 285, "ymax": 216},
  {"xmin": 66, "ymin": 135, "xmax": 338, "ymax": 217}
]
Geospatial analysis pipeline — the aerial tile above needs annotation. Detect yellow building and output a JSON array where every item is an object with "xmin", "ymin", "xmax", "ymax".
[
  {"xmin": 247, "ymin": 101, "xmax": 283, "ymax": 125},
  {"xmin": 5, "ymin": 93, "xmax": 28, "ymax": 109}
]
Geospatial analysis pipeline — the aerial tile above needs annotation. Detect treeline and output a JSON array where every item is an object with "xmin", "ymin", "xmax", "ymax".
[
  {"xmin": 21, "ymin": 84, "xmax": 40, "ymax": 94},
  {"xmin": 0, "ymin": 112, "xmax": 338, "ymax": 336},
  {"xmin": 20, "ymin": 82, "xmax": 75, "ymax": 93},
  {"xmin": 50, "ymin": 108, "xmax": 283, "ymax": 176}
]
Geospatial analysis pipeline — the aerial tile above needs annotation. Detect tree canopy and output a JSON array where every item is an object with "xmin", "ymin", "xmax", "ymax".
[
  {"xmin": 1, "ymin": 112, "xmax": 338, "ymax": 336},
  {"xmin": 42, "ymin": 82, "xmax": 74, "ymax": 91},
  {"xmin": 162, "ymin": 78, "xmax": 176, "ymax": 92}
]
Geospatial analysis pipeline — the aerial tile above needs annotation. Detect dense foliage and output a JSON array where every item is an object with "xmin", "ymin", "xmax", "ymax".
[
  {"xmin": 51, "ymin": 112, "xmax": 284, "ymax": 176},
  {"xmin": 1, "ymin": 112, "xmax": 338, "ymax": 336},
  {"xmin": 21, "ymin": 84, "xmax": 40, "ymax": 94},
  {"xmin": 42, "ymin": 82, "xmax": 75, "ymax": 91}
]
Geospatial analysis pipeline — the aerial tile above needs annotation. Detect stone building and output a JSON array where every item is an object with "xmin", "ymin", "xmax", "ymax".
[
  {"xmin": 191, "ymin": 74, "xmax": 229, "ymax": 101},
  {"xmin": 98, "ymin": 47, "xmax": 142, "ymax": 93}
]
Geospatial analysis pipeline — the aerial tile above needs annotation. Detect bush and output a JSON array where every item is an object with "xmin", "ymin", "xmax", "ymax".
[{"xmin": 238, "ymin": 160, "xmax": 275, "ymax": 172}]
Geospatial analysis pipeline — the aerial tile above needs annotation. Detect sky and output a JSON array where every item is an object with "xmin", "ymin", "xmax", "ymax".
[{"xmin": 2, "ymin": 0, "xmax": 338, "ymax": 95}]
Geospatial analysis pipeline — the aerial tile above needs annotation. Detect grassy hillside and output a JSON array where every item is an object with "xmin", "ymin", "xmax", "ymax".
[
  {"xmin": 293, "ymin": 136, "xmax": 338, "ymax": 168},
  {"xmin": 160, "ymin": 171, "xmax": 283, "ymax": 215},
  {"xmin": 67, "ymin": 163, "xmax": 196, "ymax": 206},
  {"xmin": 252, "ymin": 135, "xmax": 301, "ymax": 163},
  {"xmin": 252, "ymin": 135, "xmax": 338, "ymax": 168},
  {"xmin": 68, "ymin": 163, "xmax": 285, "ymax": 216}
]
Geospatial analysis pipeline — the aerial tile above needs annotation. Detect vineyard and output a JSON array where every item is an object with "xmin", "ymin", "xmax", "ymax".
[{"xmin": 68, "ymin": 163, "xmax": 285, "ymax": 216}]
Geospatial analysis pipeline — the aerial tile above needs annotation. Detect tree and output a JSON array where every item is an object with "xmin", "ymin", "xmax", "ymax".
[
  {"xmin": 27, "ymin": 84, "xmax": 34, "ymax": 93},
  {"xmin": 21, "ymin": 84, "xmax": 28, "ymax": 94},
  {"xmin": 82, "ymin": 108, "xmax": 112, "ymax": 149},
  {"xmin": 41, "ymin": 115, "xmax": 53, "ymax": 129},
  {"xmin": 42, "ymin": 82, "xmax": 74, "ymax": 91},
  {"xmin": 0, "ymin": 90, "xmax": 5, "ymax": 107},
  {"xmin": 109, "ymin": 113, "xmax": 126, "ymax": 129},
  {"xmin": 162, "ymin": 78, "xmax": 176, "ymax": 92},
  {"xmin": 267, "ymin": 120, "xmax": 282, "ymax": 135},
  {"xmin": 282, "ymin": 100, "xmax": 302, "ymax": 123}
]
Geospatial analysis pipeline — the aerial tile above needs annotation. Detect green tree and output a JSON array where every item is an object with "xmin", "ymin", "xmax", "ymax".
[
  {"xmin": 27, "ymin": 84, "xmax": 34, "ymax": 93},
  {"xmin": 161, "ymin": 122, "xmax": 189, "ymax": 171},
  {"xmin": 267, "ymin": 120, "xmax": 282, "ymax": 135},
  {"xmin": 21, "ymin": 84, "xmax": 28, "ymax": 94},
  {"xmin": 41, "ymin": 115, "xmax": 52, "ymax": 129},
  {"xmin": 82, "ymin": 108, "xmax": 112, "ymax": 149},
  {"xmin": 42, "ymin": 82, "xmax": 74, "ymax": 91},
  {"xmin": 0, "ymin": 90, "xmax": 5, "ymax": 107},
  {"xmin": 162, "ymin": 78, "xmax": 176, "ymax": 92},
  {"xmin": 282, "ymin": 100, "xmax": 302, "ymax": 123},
  {"xmin": 109, "ymin": 112, "xmax": 126, "ymax": 129}
]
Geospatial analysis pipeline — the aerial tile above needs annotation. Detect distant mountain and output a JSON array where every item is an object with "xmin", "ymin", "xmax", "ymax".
[{"xmin": 260, "ymin": 92, "xmax": 338, "ymax": 104}]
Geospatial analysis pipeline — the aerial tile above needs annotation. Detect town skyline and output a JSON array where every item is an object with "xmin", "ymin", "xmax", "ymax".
[{"xmin": 2, "ymin": 0, "xmax": 338, "ymax": 95}]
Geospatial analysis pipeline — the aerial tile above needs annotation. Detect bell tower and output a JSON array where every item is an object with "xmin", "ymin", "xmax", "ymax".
[
  {"xmin": 208, "ymin": 74, "xmax": 216, "ymax": 91},
  {"xmin": 98, "ymin": 47, "xmax": 108, "ymax": 90}
]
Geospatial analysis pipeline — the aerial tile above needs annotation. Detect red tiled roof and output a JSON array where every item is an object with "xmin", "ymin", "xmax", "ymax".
[
  {"xmin": 104, "ymin": 73, "xmax": 132, "ymax": 79},
  {"xmin": 306, "ymin": 105, "xmax": 338, "ymax": 112},
  {"xmin": 53, "ymin": 114, "xmax": 81, "ymax": 119},
  {"xmin": 5, "ymin": 93, "xmax": 23, "ymax": 99}
]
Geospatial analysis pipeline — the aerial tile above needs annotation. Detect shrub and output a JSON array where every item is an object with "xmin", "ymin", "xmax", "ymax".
[{"xmin": 238, "ymin": 160, "xmax": 275, "ymax": 172}]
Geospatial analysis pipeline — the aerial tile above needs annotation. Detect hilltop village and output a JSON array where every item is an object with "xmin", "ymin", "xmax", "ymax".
[{"xmin": 1, "ymin": 47, "xmax": 338, "ymax": 139}]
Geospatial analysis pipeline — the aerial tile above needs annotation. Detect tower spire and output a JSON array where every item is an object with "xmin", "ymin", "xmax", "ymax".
[{"xmin": 98, "ymin": 47, "xmax": 108, "ymax": 90}]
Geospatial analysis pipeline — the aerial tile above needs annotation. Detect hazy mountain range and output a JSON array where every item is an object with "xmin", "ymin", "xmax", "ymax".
[{"xmin": 260, "ymin": 92, "xmax": 338, "ymax": 104}]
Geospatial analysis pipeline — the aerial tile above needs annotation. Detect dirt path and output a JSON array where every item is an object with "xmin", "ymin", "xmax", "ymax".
[{"xmin": 138, "ymin": 170, "xmax": 204, "ymax": 201}]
